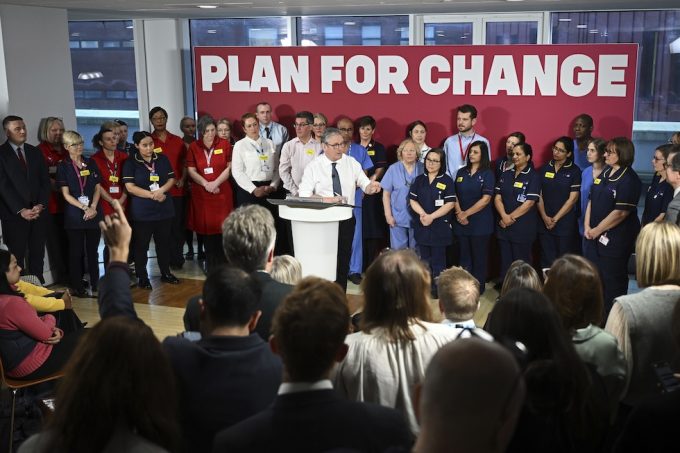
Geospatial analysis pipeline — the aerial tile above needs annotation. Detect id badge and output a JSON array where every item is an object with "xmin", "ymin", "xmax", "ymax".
[
  {"xmin": 204, "ymin": 167, "xmax": 214, "ymax": 175},
  {"xmin": 150, "ymin": 173, "xmax": 160, "ymax": 182},
  {"xmin": 77, "ymin": 195, "xmax": 90, "ymax": 205},
  {"xmin": 517, "ymin": 194, "xmax": 527, "ymax": 203},
  {"xmin": 109, "ymin": 175, "xmax": 119, "ymax": 183},
  {"xmin": 109, "ymin": 186, "xmax": 120, "ymax": 194},
  {"xmin": 149, "ymin": 183, "xmax": 160, "ymax": 192},
  {"xmin": 435, "ymin": 199, "xmax": 444, "ymax": 207},
  {"xmin": 261, "ymin": 162, "xmax": 271, "ymax": 173},
  {"xmin": 599, "ymin": 234, "xmax": 609, "ymax": 246}
]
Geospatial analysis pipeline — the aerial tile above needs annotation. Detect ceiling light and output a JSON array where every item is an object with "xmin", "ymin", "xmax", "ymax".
[
  {"xmin": 125, "ymin": 25, "xmax": 133, "ymax": 29},
  {"xmin": 207, "ymin": 30, "xmax": 217, "ymax": 34},
  {"xmin": 589, "ymin": 29, "xmax": 599, "ymax": 33},
  {"xmin": 71, "ymin": 32, "xmax": 80, "ymax": 37},
  {"xmin": 344, "ymin": 22, "xmax": 356, "ymax": 26},
  {"xmin": 558, "ymin": 18, "xmax": 572, "ymax": 22},
  {"xmin": 77, "ymin": 72, "xmax": 104, "ymax": 80},
  {"xmin": 576, "ymin": 24, "xmax": 588, "ymax": 29},
  {"xmin": 506, "ymin": 0, "xmax": 525, "ymax": 2},
  {"xmin": 197, "ymin": 5, "xmax": 218, "ymax": 8}
]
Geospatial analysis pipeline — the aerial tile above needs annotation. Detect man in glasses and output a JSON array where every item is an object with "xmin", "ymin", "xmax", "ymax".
[{"xmin": 279, "ymin": 111, "xmax": 321, "ymax": 197}]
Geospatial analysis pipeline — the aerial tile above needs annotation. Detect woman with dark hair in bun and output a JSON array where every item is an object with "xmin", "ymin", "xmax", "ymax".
[{"xmin": 122, "ymin": 131, "xmax": 179, "ymax": 289}]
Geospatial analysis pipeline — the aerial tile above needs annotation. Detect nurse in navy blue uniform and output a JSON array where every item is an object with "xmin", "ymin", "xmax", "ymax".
[
  {"xmin": 641, "ymin": 143, "xmax": 674, "ymax": 225},
  {"xmin": 537, "ymin": 136, "xmax": 582, "ymax": 268},
  {"xmin": 122, "ymin": 131, "xmax": 179, "ymax": 290},
  {"xmin": 495, "ymin": 131, "xmax": 525, "ymax": 181},
  {"xmin": 57, "ymin": 130, "xmax": 103, "ymax": 297},
  {"xmin": 453, "ymin": 141, "xmax": 495, "ymax": 292},
  {"xmin": 409, "ymin": 148, "xmax": 455, "ymax": 290},
  {"xmin": 494, "ymin": 143, "xmax": 541, "ymax": 280},
  {"xmin": 584, "ymin": 137, "xmax": 641, "ymax": 314}
]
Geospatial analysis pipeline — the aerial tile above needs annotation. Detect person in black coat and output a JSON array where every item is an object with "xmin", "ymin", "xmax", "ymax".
[
  {"xmin": 212, "ymin": 276, "xmax": 414, "ymax": 453},
  {"xmin": 0, "ymin": 115, "xmax": 51, "ymax": 283}
]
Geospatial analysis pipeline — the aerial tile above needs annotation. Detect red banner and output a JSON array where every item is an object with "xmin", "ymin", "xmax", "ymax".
[{"xmin": 195, "ymin": 44, "xmax": 637, "ymax": 164}]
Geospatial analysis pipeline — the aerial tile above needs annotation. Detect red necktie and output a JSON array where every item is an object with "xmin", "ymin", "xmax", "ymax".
[{"xmin": 17, "ymin": 147, "xmax": 27, "ymax": 170}]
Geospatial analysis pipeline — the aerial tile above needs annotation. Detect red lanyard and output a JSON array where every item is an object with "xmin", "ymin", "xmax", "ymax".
[
  {"xmin": 105, "ymin": 155, "xmax": 119, "ymax": 181},
  {"xmin": 458, "ymin": 133, "xmax": 476, "ymax": 162},
  {"xmin": 71, "ymin": 159, "xmax": 87, "ymax": 196},
  {"xmin": 202, "ymin": 140, "xmax": 216, "ymax": 167}
]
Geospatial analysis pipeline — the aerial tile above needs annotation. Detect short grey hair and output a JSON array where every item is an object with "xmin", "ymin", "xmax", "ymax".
[
  {"xmin": 221, "ymin": 205, "xmax": 276, "ymax": 273},
  {"xmin": 437, "ymin": 267, "xmax": 480, "ymax": 322},
  {"xmin": 197, "ymin": 115, "xmax": 216, "ymax": 136},
  {"xmin": 321, "ymin": 127, "xmax": 343, "ymax": 145}
]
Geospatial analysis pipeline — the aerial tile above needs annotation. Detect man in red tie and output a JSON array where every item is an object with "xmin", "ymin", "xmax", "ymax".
[{"xmin": 0, "ymin": 115, "xmax": 51, "ymax": 283}]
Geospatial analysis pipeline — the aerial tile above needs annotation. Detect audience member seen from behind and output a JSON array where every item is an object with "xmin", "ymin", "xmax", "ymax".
[
  {"xmin": 413, "ymin": 338, "xmax": 526, "ymax": 453},
  {"xmin": 613, "ymin": 297, "xmax": 680, "ymax": 453},
  {"xmin": 270, "ymin": 255, "xmax": 302, "ymax": 285},
  {"xmin": 334, "ymin": 249, "xmax": 459, "ymax": 434},
  {"xmin": 605, "ymin": 221, "xmax": 680, "ymax": 406},
  {"xmin": 213, "ymin": 277, "xmax": 413, "ymax": 453},
  {"xmin": 486, "ymin": 288, "xmax": 609, "ymax": 453},
  {"xmin": 437, "ymin": 266, "xmax": 480, "ymax": 329},
  {"xmin": 18, "ymin": 316, "xmax": 179, "ymax": 453},
  {"xmin": 499, "ymin": 260, "xmax": 541, "ymax": 299},
  {"xmin": 543, "ymin": 254, "xmax": 627, "ymax": 415},
  {"xmin": 0, "ymin": 249, "xmax": 84, "ymax": 380}
]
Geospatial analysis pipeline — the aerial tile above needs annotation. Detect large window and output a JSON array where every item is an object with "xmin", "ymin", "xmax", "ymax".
[
  {"xmin": 298, "ymin": 16, "xmax": 409, "ymax": 46},
  {"xmin": 551, "ymin": 11, "xmax": 680, "ymax": 174},
  {"xmin": 190, "ymin": 18, "xmax": 289, "ymax": 46},
  {"xmin": 69, "ymin": 20, "xmax": 139, "ymax": 153}
]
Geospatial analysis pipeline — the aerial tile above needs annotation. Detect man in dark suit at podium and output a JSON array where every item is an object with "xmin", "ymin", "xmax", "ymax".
[
  {"xmin": 0, "ymin": 115, "xmax": 51, "ymax": 283},
  {"xmin": 298, "ymin": 127, "xmax": 381, "ymax": 290},
  {"xmin": 212, "ymin": 277, "xmax": 413, "ymax": 452}
]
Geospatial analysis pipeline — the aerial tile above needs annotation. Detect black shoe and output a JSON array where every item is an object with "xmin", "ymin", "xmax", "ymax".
[
  {"xmin": 197, "ymin": 251, "xmax": 206, "ymax": 261},
  {"xmin": 138, "ymin": 278, "xmax": 152, "ymax": 290},
  {"xmin": 161, "ymin": 273, "xmax": 180, "ymax": 284},
  {"xmin": 186, "ymin": 251, "xmax": 194, "ymax": 261},
  {"xmin": 348, "ymin": 273, "xmax": 362, "ymax": 285}
]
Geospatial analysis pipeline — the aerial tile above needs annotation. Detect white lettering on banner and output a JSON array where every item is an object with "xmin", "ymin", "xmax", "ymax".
[{"xmin": 199, "ymin": 53, "xmax": 630, "ymax": 97}]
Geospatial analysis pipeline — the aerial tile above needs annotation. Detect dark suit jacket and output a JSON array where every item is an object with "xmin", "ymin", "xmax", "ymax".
[
  {"xmin": 665, "ymin": 191, "xmax": 680, "ymax": 224},
  {"xmin": 0, "ymin": 141, "xmax": 50, "ymax": 221},
  {"xmin": 252, "ymin": 271, "xmax": 293, "ymax": 341},
  {"xmin": 212, "ymin": 389, "xmax": 413, "ymax": 453}
]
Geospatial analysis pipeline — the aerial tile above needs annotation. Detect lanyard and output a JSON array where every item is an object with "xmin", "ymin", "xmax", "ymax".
[
  {"xmin": 71, "ymin": 159, "xmax": 87, "ymax": 196},
  {"xmin": 203, "ymin": 142, "xmax": 216, "ymax": 167},
  {"xmin": 142, "ymin": 158, "xmax": 156, "ymax": 174},
  {"xmin": 251, "ymin": 139, "xmax": 265, "ymax": 156},
  {"xmin": 457, "ymin": 133, "xmax": 476, "ymax": 162},
  {"xmin": 105, "ymin": 156, "xmax": 119, "ymax": 181}
]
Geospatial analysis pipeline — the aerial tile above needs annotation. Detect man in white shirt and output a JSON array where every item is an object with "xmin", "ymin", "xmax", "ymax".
[
  {"xmin": 442, "ymin": 104, "xmax": 491, "ymax": 178},
  {"xmin": 664, "ymin": 148, "xmax": 680, "ymax": 223},
  {"xmin": 437, "ymin": 266, "xmax": 481, "ymax": 329},
  {"xmin": 232, "ymin": 112, "xmax": 281, "ymax": 207},
  {"xmin": 298, "ymin": 127, "xmax": 381, "ymax": 290},
  {"xmin": 257, "ymin": 102, "xmax": 289, "ymax": 155},
  {"xmin": 279, "ymin": 111, "xmax": 322, "ymax": 197}
]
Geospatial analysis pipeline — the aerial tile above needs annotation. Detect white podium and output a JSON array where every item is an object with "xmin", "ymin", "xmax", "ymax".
[{"xmin": 272, "ymin": 199, "xmax": 353, "ymax": 281}]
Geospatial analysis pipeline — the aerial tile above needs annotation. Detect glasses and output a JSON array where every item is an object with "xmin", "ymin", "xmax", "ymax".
[
  {"xmin": 293, "ymin": 123, "xmax": 310, "ymax": 128},
  {"xmin": 151, "ymin": 116, "xmax": 167, "ymax": 121},
  {"xmin": 313, "ymin": 123, "xmax": 326, "ymax": 127},
  {"xmin": 604, "ymin": 149, "xmax": 618, "ymax": 155},
  {"xmin": 68, "ymin": 142, "xmax": 84, "ymax": 148},
  {"xmin": 338, "ymin": 128, "xmax": 353, "ymax": 133},
  {"xmin": 325, "ymin": 142, "xmax": 346, "ymax": 150},
  {"xmin": 425, "ymin": 158, "xmax": 441, "ymax": 164},
  {"xmin": 552, "ymin": 146, "xmax": 568, "ymax": 153},
  {"xmin": 653, "ymin": 156, "xmax": 665, "ymax": 162}
]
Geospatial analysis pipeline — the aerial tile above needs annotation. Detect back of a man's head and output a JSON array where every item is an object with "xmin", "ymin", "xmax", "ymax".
[
  {"xmin": 271, "ymin": 277, "xmax": 349, "ymax": 382},
  {"xmin": 202, "ymin": 266, "xmax": 262, "ymax": 328},
  {"xmin": 437, "ymin": 267, "xmax": 480, "ymax": 323},
  {"xmin": 416, "ymin": 338, "xmax": 525, "ymax": 453},
  {"xmin": 221, "ymin": 205, "xmax": 276, "ymax": 273}
]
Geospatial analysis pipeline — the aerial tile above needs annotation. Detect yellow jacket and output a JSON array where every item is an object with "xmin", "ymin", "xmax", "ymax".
[{"xmin": 15, "ymin": 280, "xmax": 65, "ymax": 312}]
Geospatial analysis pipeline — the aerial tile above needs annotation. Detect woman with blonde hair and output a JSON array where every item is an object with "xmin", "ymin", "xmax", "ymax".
[
  {"xmin": 270, "ymin": 255, "xmax": 302, "ymax": 285},
  {"xmin": 335, "ymin": 249, "xmax": 458, "ymax": 434},
  {"xmin": 605, "ymin": 221, "xmax": 680, "ymax": 405}
]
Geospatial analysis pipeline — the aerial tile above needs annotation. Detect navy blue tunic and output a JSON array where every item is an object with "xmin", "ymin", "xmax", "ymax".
[
  {"xmin": 409, "ymin": 173, "xmax": 455, "ymax": 246},
  {"xmin": 56, "ymin": 157, "xmax": 103, "ymax": 229},
  {"xmin": 453, "ymin": 167, "xmax": 495, "ymax": 236},
  {"xmin": 589, "ymin": 166, "xmax": 641, "ymax": 257},
  {"xmin": 122, "ymin": 152, "xmax": 175, "ymax": 222},
  {"xmin": 641, "ymin": 173, "xmax": 673, "ymax": 225},
  {"xmin": 538, "ymin": 160, "xmax": 582, "ymax": 237},
  {"xmin": 495, "ymin": 166, "xmax": 541, "ymax": 243}
]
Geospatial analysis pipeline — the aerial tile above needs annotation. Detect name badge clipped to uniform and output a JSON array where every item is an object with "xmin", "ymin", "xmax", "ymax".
[
  {"xmin": 517, "ymin": 194, "xmax": 527, "ymax": 203},
  {"xmin": 513, "ymin": 182, "xmax": 524, "ymax": 188},
  {"xmin": 77, "ymin": 195, "xmax": 90, "ymax": 206},
  {"xmin": 306, "ymin": 148, "xmax": 315, "ymax": 156},
  {"xmin": 109, "ymin": 175, "xmax": 119, "ymax": 183},
  {"xmin": 367, "ymin": 150, "xmax": 375, "ymax": 156},
  {"xmin": 599, "ymin": 234, "xmax": 610, "ymax": 246},
  {"xmin": 204, "ymin": 167, "xmax": 214, "ymax": 175},
  {"xmin": 153, "ymin": 147, "xmax": 163, "ymax": 154},
  {"xmin": 149, "ymin": 183, "xmax": 160, "ymax": 192},
  {"xmin": 80, "ymin": 169, "xmax": 90, "ymax": 176},
  {"xmin": 545, "ymin": 172, "xmax": 555, "ymax": 179},
  {"xmin": 150, "ymin": 174, "xmax": 160, "ymax": 182},
  {"xmin": 594, "ymin": 178, "xmax": 602, "ymax": 185},
  {"xmin": 436, "ymin": 182, "xmax": 447, "ymax": 190},
  {"xmin": 109, "ymin": 186, "xmax": 120, "ymax": 194},
  {"xmin": 214, "ymin": 149, "xmax": 223, "ymax": 155},
  {"xmin": 260, "ymin": 155, "xmax": 271, "ymax": 173},
  {"xmin": 435, "ymin": 199, "xmax": 444, "ymax": 207},
  {"xmin": 456, "ymin": 177, "xmax": 463, "ymax": 182}
]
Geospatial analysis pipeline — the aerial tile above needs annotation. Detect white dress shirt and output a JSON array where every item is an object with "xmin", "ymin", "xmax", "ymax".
[
  {"xmin": 259, "ymin": 121, "xmax": 289, "ymax": 155},
  {"xmin": 442, "ymin": 131, "xmax": 490, "ymax": 178},
  {"xmin": 231, "ymin": 136, "xmax": 280, "ymax": 194},
  {"xmin": 298, "ymin": 154, "xmax": 371, "ymax": 206},
  {"xmin": 279, "ymin": 136, "xmax": 323, "ymax": 196}
]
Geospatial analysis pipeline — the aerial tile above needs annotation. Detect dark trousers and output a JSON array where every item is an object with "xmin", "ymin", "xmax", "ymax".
[
  {"xmin": 134, "ymin": 219, "xmax": 171, "ymax": 279},
  {"xmin": 21, "ymin": 310, "xmax": 86, "ymax": 380},
  {"xmin": 420, "ymin": 245, "xmax": 447, "ymax": 285},
  {"xmin": 583, "ymin": 239, "xmax": 630, "ymax": 319},
  {"xmin": 2, "ymin": 214, "xmax": 48, "ymax": 282},
  {"xmin": 45, "ymin": 212, "xmax": 69, "ymax": 283},
  {"xmin": 170, "ymin": 196, "xmax": 185, "ymax": 267},
  {"xmin": 539, "ymin": 232, "xmax": 574, "ymax": 269},
  {"xmin": 498, "ymin": 239, "xmax": 533, "ymax": 281},
  {"xmin": 458, "ymin": 235, "xmax": 490, "ymax": 292},
  {"xmin": 202, "ymin": 234, "xmax": 226, "ymax": 274},
  {"xmin": 66, "ymin": 228, "xmax": 100, "ymax": 292},
  {"xmin": 336, "ymin": 217, "xmax": 356, "ymax": 291}
]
